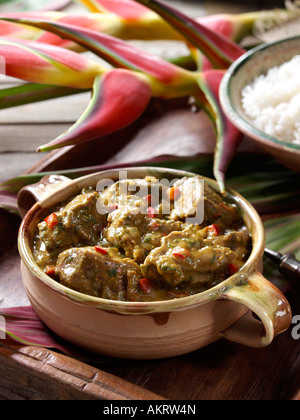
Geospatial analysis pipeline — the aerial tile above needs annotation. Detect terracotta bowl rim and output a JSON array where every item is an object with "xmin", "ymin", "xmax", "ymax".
[
  {"xmin": 220, "ymin": 35, "xmax": 300, "ymax": 154},
  {"xmin": 18, "ymin": 166, "xmax": 265, "ymax": 313}
]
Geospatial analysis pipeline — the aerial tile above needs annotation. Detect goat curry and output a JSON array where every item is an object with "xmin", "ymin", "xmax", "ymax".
[{"xmin": 33, "ymin": 176, "xmax": 251, "ymax": 302}]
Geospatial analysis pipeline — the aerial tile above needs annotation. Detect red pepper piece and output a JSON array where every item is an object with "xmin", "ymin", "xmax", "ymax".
[
  {"xmin": 168, "ymin": 186, "xmax": 181, "ymax": 201},
  {"xmin": 95, "ymin": 246, "xmax": 108, "ymax": 255},
  {"xmin": 147, "ymin": 206, "xmax": 155, "ymax": 219},
  {"xmin": 144, "ymin": 195, "xmax": 152, "ymax": 205},
  {"xmin": 139, "ymin": 278, "xmax": 153, "ymax": 294},
  {"xmin": 45, "ymin": 265, "xmax": 56, "ymax": 278},
  {"xmin": 44, "ymin": 213, "xmax": 59, "ymax": 229},
  {"xmin": 228, "ymin": 263, "xmax": 239, "ymax": 276},
  {"xmin": 149, "ymin": 219, "xmax": 159, "ymax": 230},
  {"xmin": 207, "ymin": 224, "xmax": 221, "ymax": 236},
  {"xmin": 172, "ymin": 247, "xmax": 190, "ymax": 261}
]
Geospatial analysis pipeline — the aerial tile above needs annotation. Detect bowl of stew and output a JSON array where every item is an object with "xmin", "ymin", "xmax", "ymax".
[{"xmin": 18, "ymin": 167, "xmax": 292, "ymax": 359}]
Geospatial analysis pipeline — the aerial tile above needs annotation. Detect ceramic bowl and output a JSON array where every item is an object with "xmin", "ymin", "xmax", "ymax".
[
  {"xmin": 220, "ymin": 36, "xmax": 300, "ymax": 173},
  {"xmin": 17, "ymin": 167, "xmax": 292, "ymax": 360}
]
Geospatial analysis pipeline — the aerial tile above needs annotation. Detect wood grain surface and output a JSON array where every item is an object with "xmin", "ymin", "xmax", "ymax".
[{"xmin": 0, "ymin": 340, "xmax": 166, "ymax": 400}]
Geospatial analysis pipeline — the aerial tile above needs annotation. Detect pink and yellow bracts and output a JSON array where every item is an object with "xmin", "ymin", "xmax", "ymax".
[
  {"xmin": 0, "ymin": 36, "xmax": 155, "ymax": 150},
  {"xmin": 50, "ymin": 69, "xmax": 153, "ymax": 151},
  {"xmin": 1, "ymin": 1, "xmax": 298, "ymax": 52},
  {"xmin": 81, "ymin": 0, "xmax": 247, "ymax": 190},
  {"xmin": 0, "ymin": 27, "xmax": 198, "ymax": 146},
  {"xmin": 0, "ymin": 37, "xmax": 101, "ymax": 88},
  {"xmin": 0, "ymin": 9, "xmax": 243, "ymax": 191},
  {"xmin": 0, "ymin": 8, "xmax": 182, "ymax": 51},
  {"xmin": 3, "ymin": 0, "xmax": 292, "ymax": 190},
  {"xmin": 132, "ymin": 0, "xmax": 247, "ymax": 189},
  {"xmin": 0, "ymin": 0, "xmax": 299, "ymax": 207},
  {"xmin": 80, "ymin": 0, "xmax": 300, "ymax": 47}
]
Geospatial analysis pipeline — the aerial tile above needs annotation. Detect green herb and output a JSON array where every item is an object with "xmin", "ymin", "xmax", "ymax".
[{"xmin": 108, "ymin": 268, "xmax": 117, "ymax": 277}]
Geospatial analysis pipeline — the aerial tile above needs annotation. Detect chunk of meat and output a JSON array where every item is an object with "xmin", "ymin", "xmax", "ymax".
[
  {"xmin": 142, "ymin": 225, "xmax": 245, "ymax": 289},
  {"xmin": 98, "ymin": 176, "xmax": 162, "ymax": 209},
  {"xmin": 203, "ymin": 225, "xmax": 250, "ymax": 260},
  {"xmin": 56, "ymin": 246, "xmax": 142, "ymax": 301},
  {"xmin": 37, "ymin": 190, "xmax": 106, "ymax": 252},
  {"xmin": 98, "ymin": 176, "xmax": 177, "ymax": 219},
  {"xmin": 104, "ymin": 202, "xmax": 184, "ymax": 263},
  {"xmin": 169, "ymin": 176, "xmax": 240, "ymax": 227}
]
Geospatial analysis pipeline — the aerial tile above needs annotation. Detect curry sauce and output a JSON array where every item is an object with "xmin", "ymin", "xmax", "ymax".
[{"xmin": 33, "ymin": 176, "xmax": 251, "ymax": 302}]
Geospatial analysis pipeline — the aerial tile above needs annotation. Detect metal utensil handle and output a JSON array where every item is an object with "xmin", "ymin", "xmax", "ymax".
[{"xmin": 280, "ymin": 254, "xmax": 300, "ymax": 280}]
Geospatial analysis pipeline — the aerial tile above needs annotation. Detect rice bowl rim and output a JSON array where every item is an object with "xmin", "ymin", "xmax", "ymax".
[{"xmin": 220, "ymin": 36, "xmax": 300, "ymax": 154}]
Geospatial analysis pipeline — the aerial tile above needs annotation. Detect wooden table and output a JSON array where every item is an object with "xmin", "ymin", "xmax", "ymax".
[{"xmin": 0, "ymin": 0, "xmax": 299, "ymax": 401}]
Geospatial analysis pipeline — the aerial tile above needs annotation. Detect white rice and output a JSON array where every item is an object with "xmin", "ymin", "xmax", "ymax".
[{"xmin": 241, "ymin": 55, "xmax": 300, "ymax": 145}]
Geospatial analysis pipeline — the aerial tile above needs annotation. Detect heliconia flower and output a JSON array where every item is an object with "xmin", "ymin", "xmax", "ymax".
[
  {"xmin": 54, "ymin": 3, "xmax": 300, "ymax": 46},
  {"xmin": 0, "ymin": 17, "xmax": 199, "ymax": 158},
  {"xmin": 134, "ymin": 0, "xmax": 245, "ymax": 69},
  {"xmin": 0, "ymin": 10, "xmax": 182, "ymax": 49},
  {"xmin": 81, "ymin": 0, "xmax": 300, "ymax": 40},
  {"xmin": 76, "ymin": 0, "xmax": 182, "ymax": 40},
  {"xmin": 0, "ymin": 9, "xmax": 266, "ymax": 73},
  {"xmin": 1, "ymin": 17, "xmax": 197, "ymax": 97},
  {"xmin": 197, "ymin": 70, "xmax": 243, "ymax": 191},
  {"xmin": 0, "ymin": 4, "xmax": 299, "ymax": 195},
  {"xmin": 0, "ymin": 17, "xmax": 241, "ymax": 189},
  {"xmin": 79, "ymin": 0, "xmax": 150, "ymax": 20},
  {"xmin": 196, "ymin": 9, "xmax": 300, "ymax": 44},
  {"xmin": 75, "ymin": 0, "xmax": 246, "ymax": 70},
  {"xmin": 0, "ymin": 37, "xmax": 102, "ymax": 88},
  {"xmin": 37, "ymin": 69, "xmax": 152, "ymax": 152},
  {"xmin": 2, "ymin": 7, "xmax": 299, "ymax": 57},
  {"xmin": 0, "ymin": 17, "xmax": 41, "ymax": 39},
  {"xmin": 0, "ymin": 11, "xmax": 89, "ymax": 51}
]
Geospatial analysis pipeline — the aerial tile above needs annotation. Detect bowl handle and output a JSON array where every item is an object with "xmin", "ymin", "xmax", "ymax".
[
  {"xmin": 17, "ymin": 175, "xmax": 72, "ymax": 218},
  {"xmin": 220, "ymin": 271, "xmax": 292, "ymax": 348}
]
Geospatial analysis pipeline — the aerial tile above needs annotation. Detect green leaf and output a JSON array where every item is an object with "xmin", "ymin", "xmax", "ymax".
[
  {"xmin": 1, "ymin": 154, "xmax": 300, "ymax": 216},
  {"xmin": 134, "ymin": 0, "xmax": 245, "ymax": 69},
  {"xmin": 264, "ymin": 214, "xmax": 300, "ymax": 255},
  {"xmin": 0, "ymin": 83, "xmax": 88, "ymax": 110},
  {"xmin": 2, "ymin": 16, "xmax": 187, "ymax": 84},
  {"xmin": 264, "ymin": 213, "xmax": 300, "ymax": 293}
]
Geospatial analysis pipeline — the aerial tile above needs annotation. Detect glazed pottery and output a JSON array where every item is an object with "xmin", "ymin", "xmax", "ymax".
[
  {"xmin": 220, "ymin": 36, "xmax": 300, "ymax": 173},
  {"xmin": 18, "ymin": 168, "xmax": 292, "ymax": 359}
]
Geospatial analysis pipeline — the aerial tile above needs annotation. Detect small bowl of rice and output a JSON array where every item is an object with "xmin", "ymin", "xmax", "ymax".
[{"xmin": 220, "ymin": 36, "xmax": 300, "ymax": 172}]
